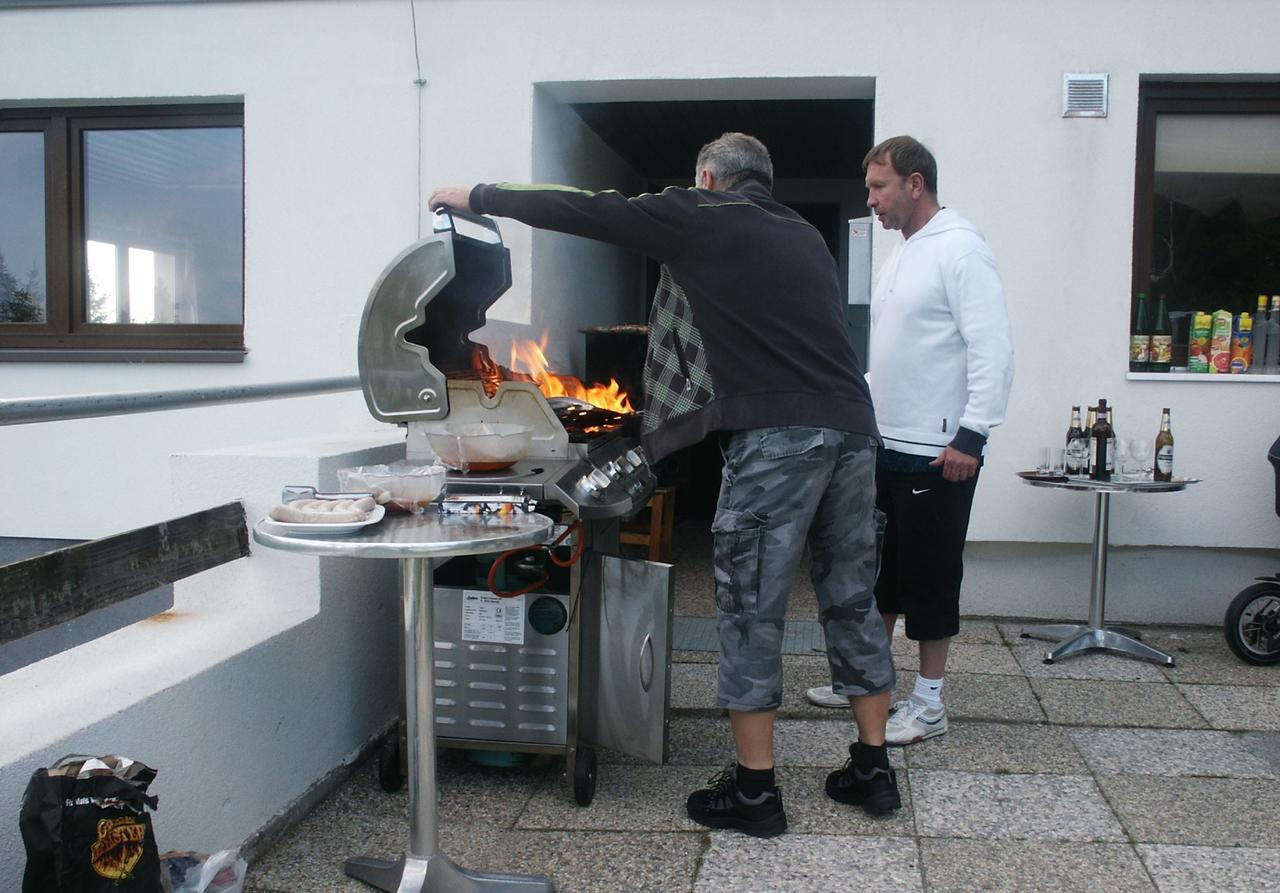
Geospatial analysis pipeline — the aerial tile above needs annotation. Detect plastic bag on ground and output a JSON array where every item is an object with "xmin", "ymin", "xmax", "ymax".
[{"xmin": 161, "ymin": 850, "xmax": 247, "ymax": 893}]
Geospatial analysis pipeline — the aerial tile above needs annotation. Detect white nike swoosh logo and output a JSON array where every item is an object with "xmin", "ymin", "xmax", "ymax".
[{"xmin": 911, "ymin": 488, "xmax": 931, "ymax": 495}]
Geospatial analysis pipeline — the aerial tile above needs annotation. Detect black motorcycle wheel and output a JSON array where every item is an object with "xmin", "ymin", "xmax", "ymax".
[{"xmin": 1224, "ymin": 582, "xmax": 1280, "ymax": 665}]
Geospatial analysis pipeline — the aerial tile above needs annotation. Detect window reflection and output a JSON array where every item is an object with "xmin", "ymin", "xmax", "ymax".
[
  {"xmin": 0, "ymin": 131, "xmax": 47, "ymax": 324},
  {"xmin": 86, "ymin": 240, "xmax": 181, "ymax": 324},
  {"xmin": 83, "ymin": 127, "xmax": 242, "ymax": 326}
]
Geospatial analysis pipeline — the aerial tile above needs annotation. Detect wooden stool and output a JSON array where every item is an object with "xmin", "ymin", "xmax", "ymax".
[{"xmin": 620, "ymin": 485, "xmax": 676, "ymax": 563}]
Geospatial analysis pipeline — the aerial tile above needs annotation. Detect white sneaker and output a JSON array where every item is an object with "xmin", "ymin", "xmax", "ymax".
[
  {"xmin": 805, "ymin": 685, "xmax": 847, "ymax": 708},
  {"xmin": 883, "ymin": 696, "xmax": 948, "ymax": 745},
  {"xmin": 807, "ymin": 689, "xmax": 915, "ymax": 712}
]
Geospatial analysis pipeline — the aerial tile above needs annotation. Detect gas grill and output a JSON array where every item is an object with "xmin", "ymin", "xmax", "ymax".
[{"xmin": 356, "ymin": 210, "xmax": 673, "ymax": 805}]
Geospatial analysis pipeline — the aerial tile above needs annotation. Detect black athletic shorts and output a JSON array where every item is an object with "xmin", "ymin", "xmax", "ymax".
[{"xmin": 873, "ymin": 460, "xmax": 980, "ymax": 641}]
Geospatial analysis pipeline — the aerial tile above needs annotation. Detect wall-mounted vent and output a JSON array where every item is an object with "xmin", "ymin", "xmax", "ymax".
[{"xmin": 1063, "ymin": 73, "xmax": 1109, "ymax": 117}]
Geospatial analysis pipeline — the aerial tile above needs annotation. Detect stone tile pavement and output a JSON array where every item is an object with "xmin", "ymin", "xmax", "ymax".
[{"xmin": 245, "ymin": 527, "xmax": 1280, "ymax": 892}]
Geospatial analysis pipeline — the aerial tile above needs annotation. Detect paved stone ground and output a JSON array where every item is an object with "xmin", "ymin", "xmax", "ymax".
[{"xmin": 246, "ymin": 524, "xmax": 1280, "ymax": 892}]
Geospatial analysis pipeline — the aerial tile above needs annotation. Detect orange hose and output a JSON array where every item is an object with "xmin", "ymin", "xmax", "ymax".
[{"xmin": 486, "ymin": 521, "xmax": 584, "ymax": 598}]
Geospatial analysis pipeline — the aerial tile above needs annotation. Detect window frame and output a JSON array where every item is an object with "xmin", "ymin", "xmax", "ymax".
[
  {"xmin": 0, "ymin": 102, "xmax": 245, "ymax": 358},
  {"xmin": 1131, "ymin": 80, "xmax": 1280, "ymax": 313}
]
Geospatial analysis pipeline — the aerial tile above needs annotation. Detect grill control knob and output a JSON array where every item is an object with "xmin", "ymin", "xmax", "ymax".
[
  {"xmin": 580, "ymin": 468, "xmax": 612, "ymax": 498},
  {"xmin": 621, "ymin": 449, "xmax": 644, "ymax": 472},
  {"xmin": 603, "ymin": 460, "xmax": 622, "ymax": 480}
]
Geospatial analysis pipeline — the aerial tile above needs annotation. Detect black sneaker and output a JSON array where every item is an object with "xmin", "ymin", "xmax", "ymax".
[
  {"xmin": 686, "ymin": 766, "xmax": 788, "ymax": 838},
  {"xmin": 825, "ymin": 747, "xmax": 902, "ymax": 815}
]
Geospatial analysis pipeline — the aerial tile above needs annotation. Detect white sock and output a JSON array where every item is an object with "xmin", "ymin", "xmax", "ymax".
[{"xmin": 912, "ymin": 674, "xmax": 944, "ymax": 709}]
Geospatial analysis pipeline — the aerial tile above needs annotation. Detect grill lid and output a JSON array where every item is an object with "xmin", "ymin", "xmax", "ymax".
[{"xmin": 357, "ymin": 210, "xmax": 511, "ymax": 423}]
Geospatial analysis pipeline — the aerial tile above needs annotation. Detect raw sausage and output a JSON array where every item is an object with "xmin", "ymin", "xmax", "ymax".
[{"xmin": 269, "ymin": 496, "xmax": 376, "ymax": 524}]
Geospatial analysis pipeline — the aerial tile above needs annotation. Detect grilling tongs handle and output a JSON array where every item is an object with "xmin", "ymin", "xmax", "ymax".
[{"xmin": 432, "ymin": 206, "xmax": 503, "ymax": 244}]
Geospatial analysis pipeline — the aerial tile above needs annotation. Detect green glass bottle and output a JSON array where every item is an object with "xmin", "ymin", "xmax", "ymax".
[
  {"xmin": 1129, "ymin": 292, "xmax": 1150, "ymax": 372},
  {"xmin": 1149, "ymin": 294, "xmax": 1172, "ymax": 373}
]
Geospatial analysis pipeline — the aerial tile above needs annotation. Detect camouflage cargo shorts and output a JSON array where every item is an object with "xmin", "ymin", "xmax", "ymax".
[{"xmin": 713, "ymin": 426, "xmax": 894, "ymax": 711}]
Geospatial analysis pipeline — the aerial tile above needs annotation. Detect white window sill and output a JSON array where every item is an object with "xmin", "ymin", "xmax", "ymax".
[{"xmin": 1127, "ymin": 372, "xmax": 1280, "ymax": 382}]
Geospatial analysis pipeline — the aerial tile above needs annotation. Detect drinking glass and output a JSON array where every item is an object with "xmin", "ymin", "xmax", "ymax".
[
  {"xmin": 1065, "ymin": 437, "xmax": 1088, "ymax": 475},
  {"xmin": 1036, "ymin": 447, "xmax": 1052, "ymax": 473},
  {"xmin": 1129, "ymin": 437, "xmax": 1152, "ymax": 478},
  {"xmin": 1112, "ymin": 438, "xmax": 1131, "ymax": 480},
  {"xmin": 1048, "ymin": 447, "xmax": 1066, "ymax": 475}
]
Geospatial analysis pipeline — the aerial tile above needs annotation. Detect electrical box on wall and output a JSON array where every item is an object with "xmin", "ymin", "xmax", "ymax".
[{"xmin": 846, "ymin": 216, "xmax": 873, "ymax": 369}]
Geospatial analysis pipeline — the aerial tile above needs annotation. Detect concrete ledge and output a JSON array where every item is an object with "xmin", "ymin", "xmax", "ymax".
[{"xmin": 0, "ymin": 430, "xmax": 408, "ymax": 880}]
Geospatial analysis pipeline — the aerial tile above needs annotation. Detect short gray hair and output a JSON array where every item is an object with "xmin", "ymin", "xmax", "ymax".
[{"xmin": 695, "ymin": 132, "xmax": 773, "ymax": 192}]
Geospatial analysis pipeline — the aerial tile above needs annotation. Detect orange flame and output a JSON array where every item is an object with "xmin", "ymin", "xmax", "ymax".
[
  {"xmin": 508, "ymin": 333, "xmax": 634, "ymax": 413},
  {"xmin": 464, "ymin": 332, "xmax": 635, "ymax": 414}
]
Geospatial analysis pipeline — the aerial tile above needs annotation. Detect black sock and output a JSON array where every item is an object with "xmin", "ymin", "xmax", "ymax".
[
  {"xmin": 853, "ymin": 741, "xmax": 889, "ymax": 772},
  {"xmin": 735, "ymin": 764, "xmax": 776, "ymax": 798}
]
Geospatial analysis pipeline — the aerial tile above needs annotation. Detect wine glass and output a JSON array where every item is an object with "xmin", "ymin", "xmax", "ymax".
[
  {"xmin": 1130, "ymin": 437, "xmax": 1152, "ymax": 478},
  {"xmin": 1112, "ymin": 438, "xmax": 1131, "ymax": 480}
]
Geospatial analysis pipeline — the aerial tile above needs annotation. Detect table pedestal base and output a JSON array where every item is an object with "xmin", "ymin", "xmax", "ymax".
[
  {"xmin": 1021, "ymin": 624, "xmax": 1174, "ymax": 666},
  {"xmin": 345, "ymin": 853, "xmax": 554, "ymax": 893}
]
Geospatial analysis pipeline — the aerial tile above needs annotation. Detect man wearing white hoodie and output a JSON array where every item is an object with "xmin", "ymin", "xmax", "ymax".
[{"xmin": 807, "ymin": 136, "xmax": 1014, "ymax": 745}]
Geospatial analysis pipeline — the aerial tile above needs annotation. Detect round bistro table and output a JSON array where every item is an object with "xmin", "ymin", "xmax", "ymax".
[
  {"xmin": 254, "ymin": 510, "xmax": 555, "ymax": 893},
  {"xmin": 1017, "ymin": 473, "xmax": 1199, "ymax": 666}
]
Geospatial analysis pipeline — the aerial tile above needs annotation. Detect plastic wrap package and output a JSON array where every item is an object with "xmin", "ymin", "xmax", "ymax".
[
  {"xmin": 161, "ymin": 850, "xmax": 247, "ymax": 893},
  {"xmin": 337, "ymin": 462, "xmax": 446, "ymax": 513}
]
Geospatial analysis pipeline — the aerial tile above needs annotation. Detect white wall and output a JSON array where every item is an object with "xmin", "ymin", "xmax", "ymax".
[{"xmin": 3, "ymin": 2, "xmax": 1278, "ymax": 547}]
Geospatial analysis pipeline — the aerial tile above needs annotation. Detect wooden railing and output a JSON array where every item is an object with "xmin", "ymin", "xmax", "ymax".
[{"xmin": 0, "ymin": 501, "xmax": 249, "ymax": 645}]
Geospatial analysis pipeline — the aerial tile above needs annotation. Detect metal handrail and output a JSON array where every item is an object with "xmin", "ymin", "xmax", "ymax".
[{"xmin": 0, "ymin": 376, "xmax": 362, "ymax": 426}]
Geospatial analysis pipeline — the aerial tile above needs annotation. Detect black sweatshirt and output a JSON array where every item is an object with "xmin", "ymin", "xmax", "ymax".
[{"xmin": 471, "ymin": 180, "xmax": 878, "ymax": 463}]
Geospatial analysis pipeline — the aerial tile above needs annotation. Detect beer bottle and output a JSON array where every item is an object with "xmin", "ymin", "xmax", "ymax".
[
  {"xmin": 1154, "ymin": 407, "xmax": 1174, "ymax": 481},
  {"xmin": 1129, "ymin": 292, "xmax": 1150, "ymax": 372},
  {"xmin": 1266, "ymin": 296, "xmax": 1280, "ymax": 374},
  {"xmin": 1107, "ymin": 407, "xmax": 1117, "ymax": 474},
  {"xmin": 1090, "ymin": 400, "xmax": 1112, "ymax": 481},
  {"xmin": 1149, "ymin": 294, "xmax": 1172, "ymax": 372},
  {"xmin": 1084, "ymin": 406, "xmax": 1098, "ymax": 475},
  {"xmin": 1065, "ymin": 406, "xmax": 1087, "ymax": 475}
]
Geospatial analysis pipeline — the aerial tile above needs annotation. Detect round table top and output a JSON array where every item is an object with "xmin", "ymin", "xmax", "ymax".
[
  {"xmin": 1016, "ymin": 472, "xmax": 1200, "ymax": 494},
  {"xmin": 252, "ymin": 510, "xmax": 554, "ymax": 559}
]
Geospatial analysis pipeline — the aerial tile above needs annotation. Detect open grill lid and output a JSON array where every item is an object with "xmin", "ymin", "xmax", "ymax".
[{"xmin": 357, "ymin": 210, "xmax": 511, "ymax": 424}]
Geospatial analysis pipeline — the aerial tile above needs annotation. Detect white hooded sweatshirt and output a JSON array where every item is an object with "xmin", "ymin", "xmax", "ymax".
[{"xmin": 869, "ymin": 208, "xmax": 1014, "ymax": 458}]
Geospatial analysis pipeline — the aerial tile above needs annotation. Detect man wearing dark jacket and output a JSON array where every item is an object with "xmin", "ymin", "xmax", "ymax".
[{"xmin": 429, "ymin": 132, "xmax": 898, "ymax": 837}]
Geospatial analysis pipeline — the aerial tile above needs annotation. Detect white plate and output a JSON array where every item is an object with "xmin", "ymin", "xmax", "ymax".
[{"xmin": 266, "ymin": 504, "xmax": 386, "ymax": 536}]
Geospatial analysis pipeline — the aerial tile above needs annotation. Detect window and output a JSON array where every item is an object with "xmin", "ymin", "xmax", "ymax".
[
  {"xmin": 1132, "ymin": 82, "xmax": 1280, "ymax": 367},
  {"xmin": 0, "ymin": 104, "xmax": 244, "ymax": 358}
]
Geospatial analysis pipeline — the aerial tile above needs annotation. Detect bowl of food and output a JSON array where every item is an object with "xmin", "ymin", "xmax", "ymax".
[
  {"xmin": 336, "ymin": 462, "xmax": 447, "ymax": 513},
  {"xmin": 424, "ymin": 422, "xmax": 533, "ymax": 472}
]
